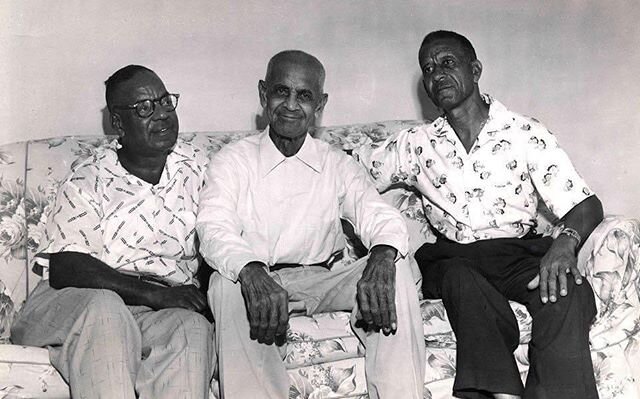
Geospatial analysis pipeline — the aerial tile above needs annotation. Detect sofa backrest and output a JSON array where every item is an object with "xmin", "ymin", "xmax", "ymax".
[{"xmin": 0, "ymin": 119, "xmax": 555, "ymax": 341}]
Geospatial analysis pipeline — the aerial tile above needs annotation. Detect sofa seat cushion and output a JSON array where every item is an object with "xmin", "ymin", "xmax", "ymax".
[
  {"xmin": 0, "ymin": 345, "xmax": 69, "ymax": 398},
  {"xmin": 421, "ymin": 299, "xmax": 533, "ymax": 347}
]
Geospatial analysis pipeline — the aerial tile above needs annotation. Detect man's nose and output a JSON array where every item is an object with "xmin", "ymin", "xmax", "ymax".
[
  {"xmin": 284, "ymin": 92, "xmax": 299, "ymax": 110},
  {"xmin": 151, "ymin": 102, "xmax": 169, "ymax": 119},
  {"xmin": 432, "ymin": 65, "xmax": 446, "ymax": 81}
]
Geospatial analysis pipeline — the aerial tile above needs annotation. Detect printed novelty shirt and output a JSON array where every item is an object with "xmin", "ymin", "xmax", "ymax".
[
  {"xmin": 354, "ymin": 95, "xmax": 593, "ymax": 243},
  {"xmin": 38, "ymin": 137, "xmax": 208, "ymax": 286},
  {"xmin": 196, "ymin": 128, "xmax": 409, "ymax": 282}
]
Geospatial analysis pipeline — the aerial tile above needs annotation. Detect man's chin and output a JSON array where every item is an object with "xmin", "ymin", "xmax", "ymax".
[{"xmin": 271, "ymin": 122, "xmax": 308, "ymax": 139}]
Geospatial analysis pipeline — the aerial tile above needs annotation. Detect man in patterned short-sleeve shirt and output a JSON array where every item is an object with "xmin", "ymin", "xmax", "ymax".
[
  {"xmin": 355, "ymin": 31, "xmax": 603, "ymax": 399},
  {"xmin": 11, "ymin": 65, "xmax": 214, "ymax": 399}
]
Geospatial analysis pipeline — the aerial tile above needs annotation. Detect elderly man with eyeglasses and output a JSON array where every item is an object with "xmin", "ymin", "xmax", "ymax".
[{"xmin": 11, "ymin": 65, "xmax": 214, "ymax": 399}]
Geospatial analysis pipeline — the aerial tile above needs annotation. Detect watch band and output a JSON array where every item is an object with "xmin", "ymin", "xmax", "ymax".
[{"xmin": 559, "ymin": 227, "xmax": 582, "ymax": 247}]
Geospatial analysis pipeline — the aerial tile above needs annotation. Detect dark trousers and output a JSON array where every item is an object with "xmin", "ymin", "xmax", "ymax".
[{"xmin": 415, "ymin": 234, "xmax": 598, "ymax": 399}]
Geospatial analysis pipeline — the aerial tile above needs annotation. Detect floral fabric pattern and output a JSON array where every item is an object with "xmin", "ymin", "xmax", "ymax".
[
  {"xmin": 0, "ymin": 122, "xmax": 639, "ymax": 398},
  {"xmin": 354, "ymin": 96, "xmax": 592, "ymax": 243}
]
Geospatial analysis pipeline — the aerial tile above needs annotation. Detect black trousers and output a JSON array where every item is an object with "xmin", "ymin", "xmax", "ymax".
[{"xmin": 415, "ymin": 234, "xmax": 598, "ymax": 399}]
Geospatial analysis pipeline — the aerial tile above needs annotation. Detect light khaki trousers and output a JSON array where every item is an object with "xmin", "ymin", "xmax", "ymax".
[
  {"xmin": 11, "ymin": 281, "xmax": 214, "ymax": 399},
  {"xmin": 209, "ymin": 256, "xmax": 425, "ymax": 399}
]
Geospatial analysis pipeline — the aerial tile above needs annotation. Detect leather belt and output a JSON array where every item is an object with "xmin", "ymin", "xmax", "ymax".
[{"xmin": 270, "ymin": 250, "xmax": 344, "ymax": 272}]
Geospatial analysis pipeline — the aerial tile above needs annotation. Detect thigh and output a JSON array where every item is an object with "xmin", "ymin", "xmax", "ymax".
[
  {"xmin": 416, "ymin": 253, "xmax": 477, "ymax": 299},
  {"xmin": 273, "ymin": 257, "xmax": 367, "ymax": 314},
  {"xmin": 130, "ymin": 306, "xmax": 211, "ymax": 347},
  {"xmin": 11, "ymin": 281, "xmax": 130, "ymax": 347},
  {"xmin": 494, "ymin": 256, "xmax": 544, "ymax": 307}
]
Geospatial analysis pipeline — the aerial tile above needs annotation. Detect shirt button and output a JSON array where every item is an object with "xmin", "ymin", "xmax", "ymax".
[{"xmin": 229, "ymin": 271, "xmax": 237, "ymax": 280}]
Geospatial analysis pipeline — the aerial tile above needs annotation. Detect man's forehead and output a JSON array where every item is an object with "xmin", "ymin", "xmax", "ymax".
[
  {"xmin": 268, "ymin": 61, "xmax": 323, "ymax": 91},
  {"xmin": 114, "ymin": 71, "xmax": 166, "ymax": 101},
  {"xmin": 421, "ymin": 39, "xmax": 466, "ymax": 59}
]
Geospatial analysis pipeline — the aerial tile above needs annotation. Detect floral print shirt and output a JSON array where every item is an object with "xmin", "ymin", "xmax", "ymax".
[
  {"xmin": 196, "ymin": 128, "xmax": 409, "ymax": 282},
  {"xmin": 37, "ymin": 138, "xmax": 208, "ymax": 286},
  {"xmin": 354, "ymin": 95, "xmax": 593, "ymax": 243}
]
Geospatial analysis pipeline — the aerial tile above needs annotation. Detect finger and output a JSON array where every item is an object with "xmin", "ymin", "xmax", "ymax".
[
  {"xmin": 527, "ymin": 274, "xmax": 540, "ymax": 290},
  {"xmin": 357, "ymin": 284, "xmax": 373, "ymax": 326},
  {"xmin": 558, "ymin": 269, "xmax": 568, "ymax": 297},
  {"xmin": 547, "ymin": 266, "xmax": 558, "ymax": 303},
  {"xmin": 191, "ymin": 290, "xmax": 208, "ymax": 312},
  {"xmin": 570, "ymin": 265, "xmax": 583, "ymax": 285},
  {"xmin": 257, "ymin": 299, "xmax": 270, "ymax": 343},
  {"xmin": 276, "ymin": 292, "xmax": 289, "ymax": 339},
  {"xmin": 369, "ymin": 286, "xmax": 382, "ymax": 329},
  {"xmin": 264, "ymin": 297, "xmax": 279, "ymax": 344},
  {"xmin": 539, "ymin": 269, "xmax": 549, "ymax": 303},
  {"xmin": 387, "ymin": 283, "xmax": 397, "ymax": 333},
  {"xmin": 378, "ymin": 284, "xmax": 390, "ymax": 333},
  {"xmin": 246, "ymin": 295, "xmax": 260, "ymax": 340}
]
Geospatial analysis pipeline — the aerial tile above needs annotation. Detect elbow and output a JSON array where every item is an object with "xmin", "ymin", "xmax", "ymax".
[
  {"xmin": 589, "ymin": 195, "xmax": 604, "ymax": 225},
  {"xmin": 48, "ymin": 253, "xmax": 71, "ymax": 289},
  {"xmin": 48, "ymin": 264, "xmax": 65, "ymax": 289}
]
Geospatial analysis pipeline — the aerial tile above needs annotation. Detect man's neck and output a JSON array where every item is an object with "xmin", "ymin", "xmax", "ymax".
[
  {"xmin": 269, "ymin": 127, "xmax": 307, "ymax": 157},
  {"xmin": 117, "ymin": 147, "xmax": 168, "ymax": 185},
  {"xmin": 444, "ymin": 93, "xmax": 490, "ymax": 153}
]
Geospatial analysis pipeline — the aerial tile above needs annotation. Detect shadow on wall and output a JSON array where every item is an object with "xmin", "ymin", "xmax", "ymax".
[
  {"xmin": 101, "ymin": 107, "xmax": 117, "ymax": 136},
  {"xmin": 255, "ymin": 108, "xmax": 268, "ymax": 131},
  {"xmin": 416, "ymin": 75, "xmax": 441, "ymax": 122}
]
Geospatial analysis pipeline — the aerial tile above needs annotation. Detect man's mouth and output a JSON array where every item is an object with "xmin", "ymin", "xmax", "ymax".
[
  {"xmin": 152, "ymin": 126, "xmax": 172, "ymax": 134},
  {"xmin": 279, "ymin": 113, "xmax": 301, "ymax": 121}
]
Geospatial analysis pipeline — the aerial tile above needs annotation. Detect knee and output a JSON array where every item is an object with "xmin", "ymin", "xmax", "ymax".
[
  {"xmin": 440, "ymin": 261, "xmax": 477, "ymax": 287},
  {"xmin": 83, "ymin": 289, "xmax": 129, "ymax": 315},
  {"xmin": 79, "ymin": 289, "xmax": 138, "ymax": 334},
  {"xmin": 170, "ymin": 309, "xmax": 213, "ymax": 344},
  {"xmin": 566, "ymin": 279, "xmax": 597, "ymax": 319}
]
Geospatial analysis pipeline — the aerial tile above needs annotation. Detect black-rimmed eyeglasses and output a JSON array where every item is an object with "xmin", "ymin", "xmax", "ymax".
[{"xmin": 112, "ymin": 93, "xmax": 180, "ymax": 118}]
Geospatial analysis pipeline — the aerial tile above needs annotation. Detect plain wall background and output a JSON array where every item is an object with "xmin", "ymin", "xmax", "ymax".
[{"xmin": 1, "ymin": 0, "xmax": 638, "ymax": 217}]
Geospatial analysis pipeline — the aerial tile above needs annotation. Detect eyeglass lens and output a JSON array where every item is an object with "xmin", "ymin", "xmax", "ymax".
[{"xmin": 135, "ymin": 94, "xmax": 178, "ymax": 117}]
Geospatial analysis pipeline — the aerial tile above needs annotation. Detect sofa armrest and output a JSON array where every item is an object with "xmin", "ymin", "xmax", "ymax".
[{"xmin": 578, "ymin": 216, "xmax": 640, "ymax": 350}]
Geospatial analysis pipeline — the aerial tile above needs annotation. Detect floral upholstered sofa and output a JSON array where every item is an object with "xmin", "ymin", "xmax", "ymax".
[{"xmin": 1, "ymin": 120, "xmax": 640, "ymax": 399}]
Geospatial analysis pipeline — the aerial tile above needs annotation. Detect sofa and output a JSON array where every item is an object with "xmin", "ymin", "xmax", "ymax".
[{"xmin": 1, "ymin": 120, "xmax": 639, "ymax": 399}]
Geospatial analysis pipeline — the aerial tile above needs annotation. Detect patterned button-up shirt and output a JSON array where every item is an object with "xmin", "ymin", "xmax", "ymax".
[
  {"xmin": 354, "ymin": 95, "xmax": 593, "ymax": 243},
  {"xmin": 196, "ymin": 128, "xmax": 409, "ymax": 282},
  {"xmin": 38, "ymin": 137, "xmax": 208, "ymax": 286}
]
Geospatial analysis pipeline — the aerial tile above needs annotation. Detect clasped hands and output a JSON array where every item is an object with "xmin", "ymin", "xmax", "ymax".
[
  {"xmin": 527, "ymin": 234, "xmax": 582, "ymax": 304},
  {"xmin": 237, "ymin": 245, "xmax": 399, "ymax": 345}
]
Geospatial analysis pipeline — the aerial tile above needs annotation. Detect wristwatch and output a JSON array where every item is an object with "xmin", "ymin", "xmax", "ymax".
[{"xmin": 559, "ymin": 226, "xmax": 582, "ymax": 248}]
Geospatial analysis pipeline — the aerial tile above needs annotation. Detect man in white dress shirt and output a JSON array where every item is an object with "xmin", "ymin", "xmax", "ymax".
[{"xmin": 196, "ymin": 50, "xmax": 425, "ymax": 399}]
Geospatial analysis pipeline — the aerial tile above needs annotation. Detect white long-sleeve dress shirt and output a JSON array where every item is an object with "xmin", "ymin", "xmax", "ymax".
[{"xmin": 196, "ymin": 128, "xmax": 409, "ymax": 282}]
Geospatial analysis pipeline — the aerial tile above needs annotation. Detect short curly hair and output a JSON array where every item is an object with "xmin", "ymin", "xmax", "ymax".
[
  {"xmin": 418, "ymin": 30, "xmax": 477, "ymax": 63},
  {"xmin": 105, "ymin": 65, "xmax": 155, "ymax": 112}
]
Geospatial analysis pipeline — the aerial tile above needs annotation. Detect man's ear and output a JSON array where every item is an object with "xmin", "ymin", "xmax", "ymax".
[
  {"xmin": 111, "ymin": 114, "xmax": 123, "ymax": 135},
  {"xmin": 315, "ymin": 93, "xmax": 328, "ymax": 116},
  {"xmin": 471, "ymin": 59, "xmax": 483, "ymax": 83},
  {"xmin": 258, "ymin": 80, "xmax": 267, "ymax": 108}
]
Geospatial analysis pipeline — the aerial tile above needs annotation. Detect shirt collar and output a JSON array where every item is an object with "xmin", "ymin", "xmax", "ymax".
[
  {"xmin": 103, "ymin": 138, "xmax": 184, "ymax": 186},
  {"xmin": 433, "ymin": 94, "xmax": 507, "ymax": 138},
  {"xmin": 259, "ymin": 126, "xmax": 323, "ymax": 177}
]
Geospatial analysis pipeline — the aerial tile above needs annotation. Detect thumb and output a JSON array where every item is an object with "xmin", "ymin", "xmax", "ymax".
[{"xmin": 527, "ymin": 274, "xmax": 540, "ymax": 290}]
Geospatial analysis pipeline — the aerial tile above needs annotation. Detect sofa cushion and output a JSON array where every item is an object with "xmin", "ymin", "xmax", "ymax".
[{"xmin": 0, "ymin": 345, "xmax": 69, "ymax": 398}]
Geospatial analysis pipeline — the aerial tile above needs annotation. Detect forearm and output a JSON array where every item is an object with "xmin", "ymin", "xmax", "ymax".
[
  {"xmin": 557, "ymin": 195, "xmax": 604, "ymax": 252},
  {"xmin": 49, "ymin": 251, "xmax": 163, "ymax": 307}
]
